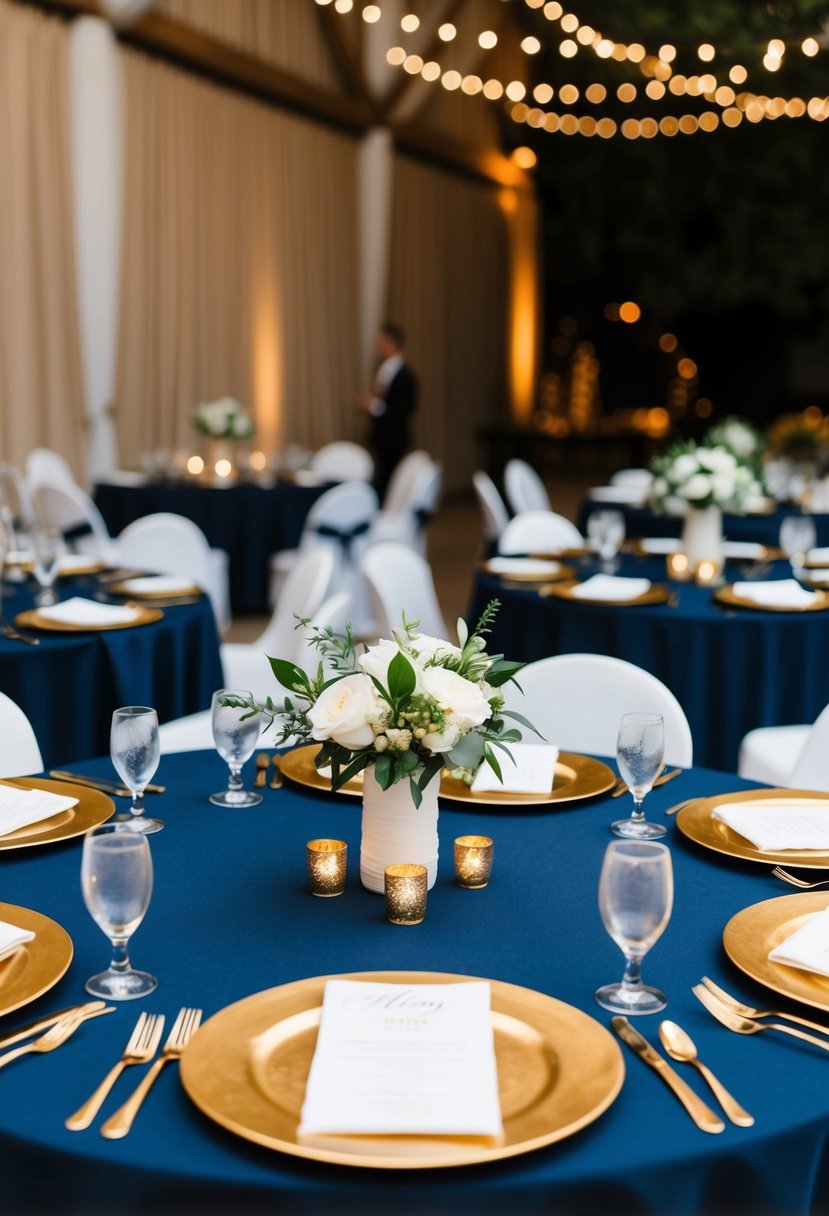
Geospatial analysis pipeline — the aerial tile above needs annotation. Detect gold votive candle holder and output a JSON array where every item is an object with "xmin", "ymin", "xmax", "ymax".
[
  {"xmin": 454, "ymin": 835, "xmax": 494, "ymax": 889},
  {"xmin": 666, "ymin": 551, "xmax": 691, "ymax": 582},
  {"xmin": 306, "ymin": 839, "xmax": 347, "ymax": 897},
  {"xmin": 694, "ymin": 557, "xmax": 723, "ymax": 587},
  {"xmin": 384, "ymin": 863, "xmax": 427, "ymax": 925}
]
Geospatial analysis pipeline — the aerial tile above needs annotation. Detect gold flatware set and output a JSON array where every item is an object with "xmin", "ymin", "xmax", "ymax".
[
  {"xmin": 100, "ymin": 1007, "xmax": 202, "ymax": 1138},
  {"xmin": 254, "ymin": 753, "xmax": 283, "ymax": 790},
  {"xmin": 694, "ymin": 977, "xmax": 829, "ymax": 1051},
  {"xmin": 48, "ymin": 770, "xmax": 166, "ymax": 796},
  {"xmin": 610, "ymin": 767, "xmax": 682, "ymax": 799},
  {"xmin": 0, "ymin": 1002, "xmax": 114, "ymax": 1069}
]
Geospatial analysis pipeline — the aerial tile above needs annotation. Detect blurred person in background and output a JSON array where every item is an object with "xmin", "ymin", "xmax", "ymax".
[{"xmin": 360, "ymin": 322, "xmax": 418, "ymax": 499}]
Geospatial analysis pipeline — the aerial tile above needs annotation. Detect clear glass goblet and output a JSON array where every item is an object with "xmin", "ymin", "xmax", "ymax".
[
  {"xmin": 209, "ymin": 689, "xmax": 263, "ymax": 807},
  {"xmin": 81, "ymin": 824, "xmax": 157, "ymax": 999},
  {"xmin": 780, "ymin": 514, "xmax": 816, "ymax": 575},
  {"xmin": 611, "ymin": 712, "xmax": 666, "ymax": 839},
  {"xmin": 111, "ymin": 706, "xmax": 163, "ymax": 834},
  {"xmin": 588, "ymin": 509, "xmax": 626, "ymax": 573},
  {"xmin": 31, "ymin": 526, "xmax": 65, "ymax": 607},
  {"xmin": 595, "ymin": 839, "xmax": 673, "ymax": 1015}
]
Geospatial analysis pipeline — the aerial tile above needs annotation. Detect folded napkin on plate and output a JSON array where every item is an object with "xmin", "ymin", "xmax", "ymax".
[
  {"xmin": 571, "ymin": 574, "xmax": 652, "ymax": 601},
  {"xmin": 731, "ymin": 580, "xmax": 818, "ymax": 609},
  {"xmin": 57, "ymin": 554, "xmax": 98, "ymax": 574},
  {"xmin": 119, "ymin": 575, "xmax": 198, "ymax": 595},
  {"xmin": 769, "ymin": 909, "xmax": 829, "ymax": 977},
  {"xmin": 0, "ymin": 784, "xmax": 79, "ymax": 840},
  {"xmin": 808, "ymin": 547, "xmax": 829, "ymax": 565},
  {"xmin": 36, "ymin": 597, "xmax": 141, "ymax": 626},
  {"xmin": 806, "ymin": 568, "xmax": 829, "ymax": 583},
  {"xmin": 486, "ymin": 557, "xmax": 561, "ymax": 578},
  {"xmin": 0, "ymin": 919, "xmax": 35, "ymax": 963},
  {"xmin": 471, "ymin": 742, "xmax": 559, "ymax": 794},
  {"xmin": 721, "ymin": 541, "xmax": 766, "ymax": 560},
  {"xmin": 712, "ymin": 798, "xmax": 829, "ymax": 851},
  {"xmin": 639, "ymin": 537, "xmax": 679, "ymax": 555}
]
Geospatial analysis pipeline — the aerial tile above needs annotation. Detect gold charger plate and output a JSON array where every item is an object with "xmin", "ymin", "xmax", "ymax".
[
  {"xmin": 0, "ymin": 778, "xmax": 114, "ymax": 850},
  {"xmin": 0, "ymin": 902, "xmax": 73, "ymax": 1018},
  {"xmin": 723, "ymin": 892, "xmax": 829, "ymax": 1014},
  {"xmin": 107, "ymin": 580, "xmax": 203, "ymax": 600},
  {"xmin": 541, "ymin": 580, "xmax": 670, "ymax": 607},
  {"xmin": 180, "ymin": 969, "xmax": 624, "ymax": 1170},
  {"xmin": 676, "ymin": 788, "xmax": 829, "ymax": 870},
  {"xmin": 14, "ymin": 606, "xmax": 163, "ymax": 632},
  {"xmin": 279, "ymin": 744, "xmax": 616, "ymax": 807},
  {"xmin": 714, "ymin": 584, "xmax": 829, "ymax": 613},
  {"xmin": 57, "ymin": 560, "xmax": 106, "ymax": 577},
  {"xmin": 481, "ymin": 560, "xmax": 576, "ymax": 584}
]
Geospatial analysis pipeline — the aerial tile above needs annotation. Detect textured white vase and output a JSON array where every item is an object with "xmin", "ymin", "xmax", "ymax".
[
  {"xmin": 360, "ymin": 765, "xmax": 440, "ymax": 893},
  {"xmin": 682, "ymin": 505, "xmax": 723, "ymax": 566}
]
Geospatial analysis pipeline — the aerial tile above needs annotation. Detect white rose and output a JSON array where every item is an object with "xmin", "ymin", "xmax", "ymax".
[
  {"xmin": 651, "ymin": 477, "xmax": 668, "ymax": 501},
  {"xmin": 307, "ymin": 674, "xmax": 379, "ymax": 749},
  {"xmin": 681, "ymin": 473, "xmax": 712, "ymax": 501},
  {"xmin": 419, "ymin": 667, "xmax": 491, "ymax": 731},
  {"xmin": 410, "ymin": 634, "xmax": 463, "ymax": 667},
  {"xmin": 673, "ymin": 454, "xmax": 698, "ymax": 481},
  {"xmin": 703, "ymin": 447, "xmax": 736, "ymax": 474},
  {"xmin": 420, "ymin": 722, "xmax": 461, "ymax": 754},
  {"xmin": 710, "ymin": 472, "xmax": 736, "ymax": 503},
  {"xmin": 359, "ymin": 639, "xmax": 408, "ymax": 687}
]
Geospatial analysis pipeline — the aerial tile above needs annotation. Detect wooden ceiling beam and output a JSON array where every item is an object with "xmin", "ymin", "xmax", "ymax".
[{"xmin": 314, "ymin": 4, "xmax": 378, "ymax": 116}]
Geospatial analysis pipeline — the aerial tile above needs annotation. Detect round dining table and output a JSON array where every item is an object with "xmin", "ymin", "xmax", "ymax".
[
  {"xmin": 1, "ymin": 748, "xmax": 828, "ymax": 1215},
  {"xmin": 469, "ymin": 555, "xmax": 829, "ymax": 771},
  {"xmin": 577, "ymin": 498, "xmax": 829, "ymax": 551}
]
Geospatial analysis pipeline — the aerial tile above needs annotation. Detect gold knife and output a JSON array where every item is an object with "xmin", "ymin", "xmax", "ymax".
[
  {"xmin": 0, "ymin": 1000, "xmax": 108, "ymax": 1050},
  {"xmin": 611, "ymin": 1017, "xmax": 725, "ymax": 1134},
  {"xmin": 49, "ymin": 771, "xmax": 166, "ymax": 796},
  {"xmin": 611, "ymin": 768, "xmax": 682, "ymax": 799}
]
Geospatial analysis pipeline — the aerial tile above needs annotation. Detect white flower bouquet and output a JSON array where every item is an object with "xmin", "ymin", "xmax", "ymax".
[
  {"xmin": 225, "ymin": 602, "xmax": 533, "ymax": 807},
  {"xmin": 704, "ymin": 416, "xmax": 766, "ymax": 469},
  {"xmin": 192, "ymin": 396, "xmax": 254, "ymax": 440},
  {"xmin": 650, "ymin": 441, "xmax": 763, "ymax": 514}
]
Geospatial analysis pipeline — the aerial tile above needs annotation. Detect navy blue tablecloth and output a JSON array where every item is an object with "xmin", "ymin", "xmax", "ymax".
[
  {"xmin": 469, "ymin": 556, "xmax": 829, "ymax": 771},
  {"xmin": 578, "ymin": 498, "xmax": 829, "ymax": 549},
  {"xmin": 0, "ymin": 751, "xmax": 827, "ymax": 1215},
  {"xmin": 94, "ymin": 481, "xmax": 330, "ymax": 613},
  {"xmin": 0, "ymin": 577, "xmax": 223, "ymax": 767}
]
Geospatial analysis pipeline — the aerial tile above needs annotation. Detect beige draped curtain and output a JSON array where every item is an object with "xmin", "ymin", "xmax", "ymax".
[
  {"xmin": 0, "ymin": 0, "xmax": 86, "ymax": 473},
  {"xmin": 116, "ymin": 48, "xmax": 361, "ymax": 459}
]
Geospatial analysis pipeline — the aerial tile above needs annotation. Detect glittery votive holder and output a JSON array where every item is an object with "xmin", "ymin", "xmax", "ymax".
[
  {"xmin": 384, "ymin": 863, "xmax": 427, "ymax": 925},
  {"xmin": 694, "ymin": 557, "xmax": 723, "ymax": 587},
  {"xmin": 454, "ymin": 835, "xmax": 494, "ymax": 889},
  {"xmin": 306, "ymin": 839, "xmax": 347, "ymax": 897},
  {"xmin": 666, "ymin": 552, "xmax": 691, "ymax": 582}
]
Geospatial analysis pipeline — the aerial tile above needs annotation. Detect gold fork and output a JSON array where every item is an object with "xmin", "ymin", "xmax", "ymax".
[
  {"xmin": 770, "ymin": 866, "xmax": 829, "ymax": 890},
  {"xmin": 0, "ymin": 1005, "xmax": 115, "ymax": 1069},
  {"xmin": 693, "ymin": 984, "xmax": 829, "ymax": 1052},
  {"xmin": 65, "ymin": 1011, "xmax": 166, "ymax": 1131},
  {"xmin": 700, "ymin": 976, "xmax": 829, "ymax": 1038},
  {"xmin": 100, "ymin": 1007, "xmax": 202, "ymax": 1139}
]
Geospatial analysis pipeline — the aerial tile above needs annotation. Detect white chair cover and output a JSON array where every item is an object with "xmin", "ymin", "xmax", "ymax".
[
  {"xmin": 310, "ymin": 442, "xmax": 374, "ymax": 483},
  {"xmin": 31, "ymin": 482, "xmax": 120, "ymax": 564},
  {"xmin": 0, "ymin": 691, "xmax": 43, "ymax": 777},
  {"xmin": 25, "ymin": 448, "xmax": 78, "ymax": 491},
  {"xmin": 0, "ymin": 464, "xmax": 34, "ymax": 531},
  {"xmin": 371, "ymin": 461, "xmax": 442, "ymax": 557},
  {"xmin": 498, "ymin": 511, "xmax": 583, "ymax": 555},
  {"xmin": 362, "ymin": 543, "xmax": 447, "ymax": 640},
  {"xmin": 738, "ymin": 725, "xmax": 811, "ymax": 787},
  {"xmin": 382, "ymin": 451, "xmax": 432, "ymax": 515},
  {"xmin": 504, "ymin": 459, "xmax": 551, "ymax": 515},
  {"xmin": 473, "ymin": 471, "xmax": 509, "ymax": 543}
]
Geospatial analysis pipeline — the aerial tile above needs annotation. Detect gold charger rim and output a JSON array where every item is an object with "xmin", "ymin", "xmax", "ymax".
[
  {"xmin": 0, "ymin": 778, "xmax": 114, "ymax": 850},
  {"xmin": 714, "ymin": 584, "xmax": 829, "ymax": 614},
  {"xmin": 279, "ymin": 744, "xmax": 616, "ymax": 807},
  {"xmin": 0, "ymin": 902, "xmax": 73, "ymax": 1018},
  {"xmin": 541, "ymin": 579, "xmax": 670, "ymax": 607},
  {"xmin": 107, "ymin": 579, "xmax": 203, "ymax": 600},
  {"xmin": 723, "ymin": 891, "xmax": 829, "ymax": 1014},
  {"xmin": 481, "ymin": 560, "xmax": 576, "ymax": 584},
  {"xmin": 14, "ymin": 605, "xmax": 164, "ymax": 632},
  {"xmin": 676, "ymin": 788, "xmax": 829, "ymax": 869},
  {"xmin": 179, "ymin": 969, "xmax": 625, "ymax": 1171}
]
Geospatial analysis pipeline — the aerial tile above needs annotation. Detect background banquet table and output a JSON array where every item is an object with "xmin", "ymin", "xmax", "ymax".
[
  {"xmin": 577, "ymin": 498, "xmax": 829, "ymax": 550},
  {"xmin": 0, "ymin": 577, "xmax": 222, "ymax": 767},
  {"xmin": 469, "ymin": 557, "xmax": 829, "ymax": 772},
  {"xmin": 94, "ymin": 480, "xmax": 331, "ymax": 614},
  {"xmin": 1, "ymin": 749, "xmax": 828, "ymax": 1216}
]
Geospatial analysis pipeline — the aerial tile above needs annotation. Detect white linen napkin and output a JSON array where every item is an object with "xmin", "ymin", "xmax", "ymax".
[
  {"xmin": 471, "ymin": 742, "xmax": 559, "ymax": 794},
  {"xmin": 639, "ymin": 537, "xmax": 679, "ymax": 555},
  {"xmin": 57, "ymin": 554, "xmax": 100, "ymax": 574},
  {"xmin": 805, "ymin": 569, "xmax": 829, "ymax": 584},
  {"xmin": 486, "ymin": 557, "xmax": 562, "ymax": 578},
  {"xmin": 808, "ymin": 547, "xmax": 829, "ymax": 565},
  {"xmin": 119, "ymin": 575, "xmax": 198, "ymax": 595},
  {"xmin": 721, "ymin": 541, "xmax": 766, "ymax": 560},
  {"xmin": 571, "ymin": 574, "xmax": 652, "ymax": 601},
  {"xmin": 731, "ymin": 580, "xmax": 818, "ymax": 609},
  {"xmin": 0, "ymin": 784, "xmax": 79, "ymax": 839},
  {"xmin": 588, "ymin": 485, "xmax": 648, "ymax": 505},
  {"xmin": 0, "ymin": 919, "xmax": 35, "ymax": 963},
  {"xmin": 711, "ymin": 798, "xmax": 829, "ymax": 851},
  {"xmin": 769, "ymin": 909, "xmax": 829, "ymax": 977},
  {"xmin": 36, "ymin": 597, "xmax": 141, "ymax": 626}
]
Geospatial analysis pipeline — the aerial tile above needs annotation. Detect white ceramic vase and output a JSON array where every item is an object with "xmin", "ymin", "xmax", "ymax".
[
  {"xmin": 360, "ymin": 765, "xmax": 440, "ymax": 893},
  {"xmin": 207, "ymin": 437, "xmax": 235, "ymax": 473},
  {"xmin": 682, "ymin": 505, "xmax": 723, "ymax": 566}
]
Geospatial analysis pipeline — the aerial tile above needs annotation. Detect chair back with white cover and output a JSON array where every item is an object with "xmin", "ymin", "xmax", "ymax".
[
  {"xmin": 371, "ymin": 461, "xmax": 442, "ymax": 557},
  {"xmin": 498, "ymin": 510, "xmax": 583, "ymax": 555},
  {"xmin": 504, "ymin": 459, "xmax": 551, "ymax": 515},
  {"xmin": 310, "ymin": 441, "xmax": 374, "ymax": 483},
  {"xmin": 610, "ymin": 468, "xmax": 654, "ymax": 488},
  {"xmin": 789, "ymin": 704, "xmax": 829, "ymax": 792},
  {"xmin": 473, "ymin": 471, "xmax": 509, "ymax": 542},
  {"xmin": 31, "ymin": 482, "xmax": 118, "ymax": 563},
  {"xmin": 362, "ymin": 543, "xmax": 447, "ymax": 640},
  {"xmin": 0, "ymin": 691, "xmax": 43, "ymax": 777},
  {"xmin": 505, "ymin": 653, "xmax": 693, "ymax": 768},
  {"xmin": 298, "ymin": 481, "xmax": 378, "ymax": 635},
  {"xmin": 382, "ymin": 450, "xmax": 432, "ymax": 515},
  {"xmin": 25, "ymin": 448, "xmax": 78, "ymax": 490},
  {"xmin": 0, "ymin": 464, "xmax": 34, "ymax": 531},
  {"xmin": 116, "ymin": 512, "xmax": 229, "ymax": 630}
]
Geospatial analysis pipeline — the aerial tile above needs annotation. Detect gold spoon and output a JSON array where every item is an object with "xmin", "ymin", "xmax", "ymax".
[
  {"xmin": 658, "ymin": 1020, "xmax": 754, "ymax": 1127},
  {"xmin": 254, "ymin": 754, "xmax": 270, "ymax": 789}
]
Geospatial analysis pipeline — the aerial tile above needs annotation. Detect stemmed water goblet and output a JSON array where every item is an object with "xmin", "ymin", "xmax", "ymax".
[
  {"xmin": 611, "ymin": 712, "xmax": 666, "ymax": 839},
  {"xmin": 31, "ymin": 526, "xmax": 65, "ymax": 607},
  {"xmin": 587, "ymin": 509, "xmax": 626, "ymax": 573},
  {"xmin": 209, "ymin": 689, "xmax": 263, "ymax": 807},
  {"xmin": 81, "ymin": 824, "xmax": 157, "ymax": 999},
  {"xmin": 111, "ymin": 707, "xmax": 163, "ymax": 834},
  {"xmin": 779, "ymin": 514, "xmax": 816, "ymax": 577}
]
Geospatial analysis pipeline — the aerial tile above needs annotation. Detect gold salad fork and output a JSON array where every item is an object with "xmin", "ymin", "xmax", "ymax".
[
  {"xmin": 0, "ymin": 1005, "xmax": 114, "ymax": 1069},
  {"xmin": 693, "ymin": 984, "xmax": 829, "ymax": 1053},
  {"xmin": 65, "ymin": 1011, "xmax": 166, "ymax": 1131},
  {"xmin": 699, "ymin": 976, "xmax": 829, "ymax": 1038},
  {"xmin": 771, "ymin": 867, "xmax": 829, "ymax": 890},
  {"xmin": 100, "ymin": 1007, "xmax": 202, "ymax": 1139}
]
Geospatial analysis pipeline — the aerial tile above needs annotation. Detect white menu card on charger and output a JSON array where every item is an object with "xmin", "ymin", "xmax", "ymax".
[{"xmin": 298, "ymin": 980, "xmax": 503, "ymax": 1140}]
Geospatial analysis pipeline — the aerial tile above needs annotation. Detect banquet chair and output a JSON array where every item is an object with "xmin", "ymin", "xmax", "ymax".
[
  {"xmin": 310, "ymin": 442, "xmax": 374, "ymax": 484},
  {"xmin": 0, "ymin": 691, "xmax": 43, "ymax": 777},
  {"xmin": 116, "ymin": 512, "xmax": 230, "ymax": 633},
  {"xmin": 738, "ymin": 704, "xmax": 829, "ymax": 791},
  {"xmin": 381, "ymin": 450, "xmax": 432, "ymax": 514},
  {"xmin": 505, "ymin": 654, "xmax": 694, "ymax": 768},
  {"xmin": 370, "ymin": 460, "xmax": 442, "ymax": 558},
  {"xmin": 504, "ymin": 459, "xmax": 551, "ymax": 515},
  {"xmin": 25, "ymin": 448, "xmax": 78, "ymax": 491},
  {"xmin": 0, "ymin": 463, "xmax": 34, "ymax": 532},
  {"xmin": 31, "ymin": 482, "xmax": 120, "ymax": 564},
  {"xmin": 473, "ymin": 471, "xmax": 510, "ymax": 545},
  {"xmin": 362, "ymin": 543, "xmax": 447, "ymax": 640},
  {"xmin": 498, "ymin": 511, "xmax": 583, "ymax": 555},
  {"xmin": 610, "ymin": 469, "xmax": 654, "ymax": 489}
]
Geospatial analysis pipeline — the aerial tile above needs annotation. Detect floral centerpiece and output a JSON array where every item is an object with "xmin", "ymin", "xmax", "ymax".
[
  {"xmin": 192, "ymin": 396, "xmax": 254, "ymax": 441},
  {"xmin": 704, "ymin": 416, "xmax": 766, "ymax": 472}
]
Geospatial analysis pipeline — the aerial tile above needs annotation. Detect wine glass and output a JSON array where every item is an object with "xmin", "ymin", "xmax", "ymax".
[
  {"xmin": 780, "ymin": 514, "xmax": 816, "ymax": 575},
  {"xmin": 611, "ymin": 712, "xmax": 666, "ymax": 839},
  {"xmin": 81, "ymin": 824, "xmax": 157, "ymax": 999},
  {"xmin": 209, "ymin": 689, "xmax": 263, "ymax": 807},
  {"xmin": 595, "ymin": 840, "xmax": 673, "ymax": 1014},
  {"xmin": 587, "ymin": 509, "xmax": 626, "ymax": 572},
  {"xmin": 31, "ymin": 526, "xmax": 65, "ymax": 607},
  {"xmin": 111, "ymin": 707, "xmax": 163, "ymax": 834}
]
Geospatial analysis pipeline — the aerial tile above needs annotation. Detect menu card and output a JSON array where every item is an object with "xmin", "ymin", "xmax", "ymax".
[
  {"xmin": 769, "ymin": 909, "xmax": 829, "ymax": 977},
  {"xmin": 298, "ymin": 980, "xmax": 503, "ymax": 1139},
  {"xmin": 0, "ymin": 919, "xmax": 35, "ymax": 962},
  {"xmin": 37, "ymin": 598, "xmax": 141, "ymax": 626},
  {"xmin": 571, "ymin": 574, "xmax": 651, "ymax": 601},
  {"xmin": 712, "ymin": 798, "xmax": 829, "ymax": 851},
  {"xmin": 0, "ymin": 785, "xmax": 78, "ymax": 839},
  {"xmin": 471, "ymin": 742, "xmax": 559, "ymax": 794}
]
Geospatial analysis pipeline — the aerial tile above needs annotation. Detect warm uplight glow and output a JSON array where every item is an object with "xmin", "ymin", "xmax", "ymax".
[
  {"xmin": 215, "ymin": 459, "xmax": 232, "ymax": 478},
  {"xmin": 478, "ymin": 30, "xmax": 497, "ymax": 49},
  {"xmin": 186, "ymin": 455, "xmax": 204, "ymax": 475},
  {"xmin": 698, "ymin": 43, "xmax": 715, "ymax": 61},
  {"xmin": 619, "ymin": 301, "xmax": 641, "ymax": 323},
  {"xmin": 512, "ymin": 145, "xmax": 537, "ymax": 169},
  {"xmin": 400, "ymin": 13, "xmax": 419, "ymax": 32},
  {"xmin": 438, "ymin": 22, "xmax": 456, "ymax": 41},
  {"xmin": 500, "ymin": 191, "xmax": 539, "ymax": 427}
]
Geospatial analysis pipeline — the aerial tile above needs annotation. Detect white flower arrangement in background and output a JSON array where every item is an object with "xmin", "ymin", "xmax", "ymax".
[
  {"xmin": 650, "ymin": 441, "xmax": 764, "ymax": 515},
  {"xmin": 704, "ymin": 416, "xmax": 766, "ymax": 469},
  {"xmin": 192, "ymin": 396, "xmax": 254, "ymax": 440}
]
